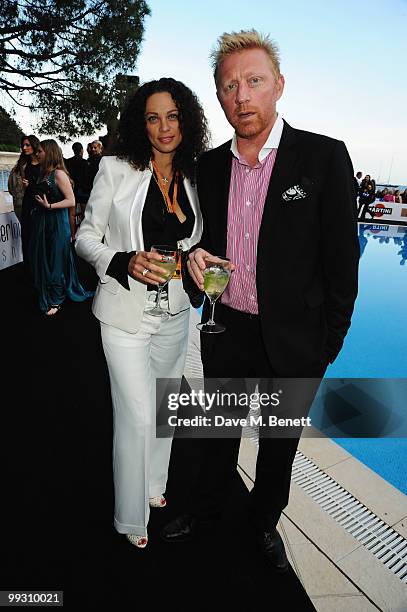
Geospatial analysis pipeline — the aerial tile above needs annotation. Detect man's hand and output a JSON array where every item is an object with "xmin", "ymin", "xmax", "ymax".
[
  {"xmin": 128, "ymin": 251, "xmax": 169, "ymax": 286},
  {"xmin": 187, "ymin": 249, "xmax": 235, "ymax": 291},
  {"xmin": 187, "ymin": 248, "xmax": 210, "ymax": 291}
]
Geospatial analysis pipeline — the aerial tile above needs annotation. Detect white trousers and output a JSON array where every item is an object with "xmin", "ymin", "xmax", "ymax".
[{"xmin": 100, "ymin": 295, "xmax": 190, "ymax": 536}]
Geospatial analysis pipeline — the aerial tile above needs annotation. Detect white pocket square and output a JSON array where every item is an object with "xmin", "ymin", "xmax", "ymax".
[{"xmin": 282, "ymin": 185, "xmax": 308, "ymax": 202}]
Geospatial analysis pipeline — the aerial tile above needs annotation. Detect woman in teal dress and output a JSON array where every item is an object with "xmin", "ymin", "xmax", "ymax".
[{"xmin": 29, "ymin": 139, "xmax": 93, "ymax": 315}]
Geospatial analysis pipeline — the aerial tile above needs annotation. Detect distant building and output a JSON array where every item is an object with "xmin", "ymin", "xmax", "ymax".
[{"xmin": 0, "ymin": 151, "xmax": 19, "ymax": 192}]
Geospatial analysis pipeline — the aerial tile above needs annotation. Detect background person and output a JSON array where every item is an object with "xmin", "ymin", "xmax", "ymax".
[
  {"xmin": 377, "ymin": 187, "xmax": 388, "ymax": 200},
  {"xmin": 383, "ymin": 189, "xmax": 396, "ymax": 203},
  {"xmin": 65, "ymin": 142, "xmax": 91, "ymax": 225},
  {"xmin": 87, "ymin": 140, "xmax": 104, "ymax": 188},
  {"xmin": 75, "ymin": 78, "xmax": 209, "ymax": 548},
  {"xmin": 394, "ymin": 189, "xmax": 402, "ymax": 204},
  {"xmin": 7, "ymin": 137, "xmax": 31, "ymax": 221},
  {"xmin": 360, "ymin": 174, "xmax": 376, "ymax": 200},
  {"xmin": 354, "ymin": 170, "xmax": 362, "ymax": 195},
  {"xmin": 358, "ymin": 182, "xmax": 376, "ymax": 219},
  {"xmin": 18, "ymin": 135, "xmax": 41, "ymax": 265},
  {"xmin": 30, "ymin": 139, "xmax": 93, "ymax": 315}
]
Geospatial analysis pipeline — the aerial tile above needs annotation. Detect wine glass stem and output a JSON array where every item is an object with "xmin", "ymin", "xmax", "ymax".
[
  {"xmin": 156, "ymin": 285, "xmax": 163, "ymax": 309},
  {"xmin": 208, "ymin": 299, "xmax": 216, "ymax": 325}
]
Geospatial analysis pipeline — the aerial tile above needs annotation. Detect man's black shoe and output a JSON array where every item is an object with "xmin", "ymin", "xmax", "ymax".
[
  {"xmin": 161, "ymin": 513, "xmax": 197, "ymax": 543},
  {"xmin": 259, "ymin": 529, "xmax": 289, "ymax": 572}
]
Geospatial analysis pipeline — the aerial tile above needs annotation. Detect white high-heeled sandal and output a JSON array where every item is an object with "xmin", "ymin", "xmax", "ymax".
[
  {"xmin": 149, "ymin": 495, "xmax": 166, "ymax": 508},
  {"xmin": 126, "ymin": 534, "xmax": 148, "ymax": 548}
]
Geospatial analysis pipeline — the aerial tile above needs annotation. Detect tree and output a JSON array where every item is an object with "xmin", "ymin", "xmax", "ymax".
[
  {"xmin": 0, "ymin": 105, "xmax": 23, "ymax": 150},
  {"xmin": 0, "ymin": 0, "xmax": 150, "ymax": 140}
]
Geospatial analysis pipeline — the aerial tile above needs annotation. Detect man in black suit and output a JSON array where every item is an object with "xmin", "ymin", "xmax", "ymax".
[
  {"xmin": 162, "ymin": 30, "xmax": 359, "ymax": 570},
  {"xmin": 65, "ymin": 142, "xmax": 91, "ymax": 220}
]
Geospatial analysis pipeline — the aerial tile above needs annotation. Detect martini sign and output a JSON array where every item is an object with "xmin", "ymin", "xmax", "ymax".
[
  {"xmin": 368, "ymin": 203, "xmax": 392, "ymax": 217},
  {"xmin": 364, "ymin": 200, "xmax": 407, "ymax": 225}
]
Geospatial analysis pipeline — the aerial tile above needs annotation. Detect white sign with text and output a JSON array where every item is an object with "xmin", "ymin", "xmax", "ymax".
[{"xmin": 0, "ymin": 211, "xmax": 22, "ymax": 270}]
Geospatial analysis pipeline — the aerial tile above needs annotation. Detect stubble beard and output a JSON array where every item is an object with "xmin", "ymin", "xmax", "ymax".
[{"xmin": 234, "ymin": 115, "xmax": 266, "ymax": 140}]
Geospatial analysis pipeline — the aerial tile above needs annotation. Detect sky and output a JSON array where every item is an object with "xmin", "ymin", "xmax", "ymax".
[{"xmin": 12, "ymin": 0, "xmax": 407, "ymax": 184}]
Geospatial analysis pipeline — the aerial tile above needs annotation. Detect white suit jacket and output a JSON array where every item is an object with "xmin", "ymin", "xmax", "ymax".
[{"xmin": 75, "ymin": 156, "xmax": 203, "ymax": 333}]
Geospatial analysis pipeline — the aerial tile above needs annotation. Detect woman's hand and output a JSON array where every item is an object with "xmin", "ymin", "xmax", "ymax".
[
  {"xmin": 128, "ymin": 251, "xmax": 170, "ymax": 286},
  {"xmin": 22, "ymin": 178, "xmax": 29, "ymax": 189},
  {"xmin": 35, "ymin": 193, "xmax": 50, "ymax": 209}
]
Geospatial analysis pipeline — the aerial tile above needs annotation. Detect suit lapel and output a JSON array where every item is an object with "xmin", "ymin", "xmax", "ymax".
[
  {"xmin": 209, "ymin": 124, "xmax": 300, "ymax": 257},
  {"xmin": 258, "ymin": 122, "xmax": 300, "ymax": 254},
  {"xmin": 212, "ymin": 145, "xmax": 232, "ymax": 256},
  {"xmin": 267, "ymin": 121, "xmax": 300, "ymax": 209},
  {"xmin": 182, "ymin": 178, "xmax": 203, "ymax": 250},
  {"xmin": 130, "ymin": 168, "xmax": 152, "ymax": 250}
]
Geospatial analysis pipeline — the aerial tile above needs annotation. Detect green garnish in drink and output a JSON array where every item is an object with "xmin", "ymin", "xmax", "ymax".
[
  {"xmin": 156, "ymin": 260, "xmax": 177, "ymax": 283},
  {"xmin": 204, "ymin": 268, "xmax": 230, "ymax": 300},
  {"xmin": 197, "ymin": 257, "xmax": 231, "ymax": 334}
]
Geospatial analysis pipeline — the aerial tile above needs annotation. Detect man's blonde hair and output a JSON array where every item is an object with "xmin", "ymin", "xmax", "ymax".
[{"xmin": 211, "ymin": 29, "xmax": 281, "ymax": 84}]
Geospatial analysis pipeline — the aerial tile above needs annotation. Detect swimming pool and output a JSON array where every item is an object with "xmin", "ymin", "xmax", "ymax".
[
  {"xmin": 326, "ymin": 223, "xmax": 407, "ymax": 494},
  {"xmin": 194, "ymin": 223, "xmax": 407, "ymax": 494}
]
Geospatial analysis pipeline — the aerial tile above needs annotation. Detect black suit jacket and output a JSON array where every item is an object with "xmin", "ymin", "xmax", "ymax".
[{"xmin": 196, "ymin": 121, "xmax": 359, "ymax": 376}]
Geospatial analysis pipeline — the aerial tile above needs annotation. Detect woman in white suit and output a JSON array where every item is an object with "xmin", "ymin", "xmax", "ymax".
[{"xmin": 75, "ymin": 78, "xmax": 209, "ymax": 548}]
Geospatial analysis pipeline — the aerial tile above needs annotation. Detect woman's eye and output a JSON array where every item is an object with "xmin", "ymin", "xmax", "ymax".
[
  {"xmin": 147, "ymin": 116, "xmax": 158, "ymax": 123},
  {"xmin": 168, "ymin": 114, "xmax": 179, "ymax": 121}
]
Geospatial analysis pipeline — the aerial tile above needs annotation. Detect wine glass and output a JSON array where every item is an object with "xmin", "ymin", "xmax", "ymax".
[
  {"xmin": 197, "ymin": 256, "xmax": 231, "ymax": 334},
  {"xmin": 148, "ymin": 245, "xmax": 178, "ymax": 318}
]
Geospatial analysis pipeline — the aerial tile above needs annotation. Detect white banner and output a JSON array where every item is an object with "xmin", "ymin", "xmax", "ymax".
[
  {"xmin": 359, "ymin": 199, "xmax": 407, "ymax": 225},
  {"xmin": 0, "ymin": 211, "xmax": 23, "ymax": 270}
]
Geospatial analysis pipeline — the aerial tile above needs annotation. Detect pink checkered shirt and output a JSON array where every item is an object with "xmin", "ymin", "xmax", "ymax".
[{"xmin": 222, "ymin": 115, "xmax": 283, "ymax": 314}]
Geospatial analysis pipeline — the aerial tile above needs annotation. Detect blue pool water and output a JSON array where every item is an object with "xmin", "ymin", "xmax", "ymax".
[
  {"xmin": 326, "ymin": 223, "xmax": 407, "ymax": 495},
  {"xmin": 196, "ymin": 223, "xmax": 407, "ymax": 494}
]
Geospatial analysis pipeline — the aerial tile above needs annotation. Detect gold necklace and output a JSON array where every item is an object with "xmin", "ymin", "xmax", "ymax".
[
  {"xmin": 152, "ymin": 160, "xmax": 173, "ymax": 188},
  {"xmin": 150, "ymin": 167, "xmax": 169, "ymax": 199},
  {"xmin": 150, "ymin": 163, "xmax": 178, "ymax": 214}
]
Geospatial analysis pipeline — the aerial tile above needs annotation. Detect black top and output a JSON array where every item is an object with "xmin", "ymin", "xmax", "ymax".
[
  {"xmin": 22, "ymin": 161, "xmax": 41, "ymax": 212},
  {"xmin": 142, "ymin": 173, "xmax": 194, "ymax": 252},
  {"xmin": 106, "ymin": 174, "xmax": 195, "ymax": 290},
  {"xmin": 25, "ymin": 160, "xmax": 41, "ymax": 186}
]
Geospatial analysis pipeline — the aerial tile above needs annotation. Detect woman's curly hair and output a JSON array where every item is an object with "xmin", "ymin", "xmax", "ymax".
[{"xmin": 115, "ymin": 78, "xmax": 210, "ymax": 180}]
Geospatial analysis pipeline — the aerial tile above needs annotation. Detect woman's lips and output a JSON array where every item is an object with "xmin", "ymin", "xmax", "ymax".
[{"xmin": 159, "ymin": 136, "xmax": 174, "ymax": 143}]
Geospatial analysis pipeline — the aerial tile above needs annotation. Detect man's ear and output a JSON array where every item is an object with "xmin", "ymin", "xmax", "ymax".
[{"xmin": 276, "ymin": 74, "xmax": 285, "ymax": 101}]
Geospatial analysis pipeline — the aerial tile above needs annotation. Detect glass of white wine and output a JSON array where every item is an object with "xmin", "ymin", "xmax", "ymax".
[
  {"xmin": 197, "ymin": 255, "xmax": 231, "ymax": 334},
  {"xmin": 149, "ymin": 245, "xmax": 178, "ymax": 318}
]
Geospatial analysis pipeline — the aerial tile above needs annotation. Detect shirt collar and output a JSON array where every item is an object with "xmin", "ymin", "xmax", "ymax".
[{"xmin": 230, "ymin": 114, "xmax": 284, "ymax": 163}]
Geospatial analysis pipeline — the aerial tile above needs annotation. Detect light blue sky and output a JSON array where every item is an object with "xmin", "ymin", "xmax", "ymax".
[{"xmin": 19, "ymin": 0, "xmax": 407, "ymax": 184}]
